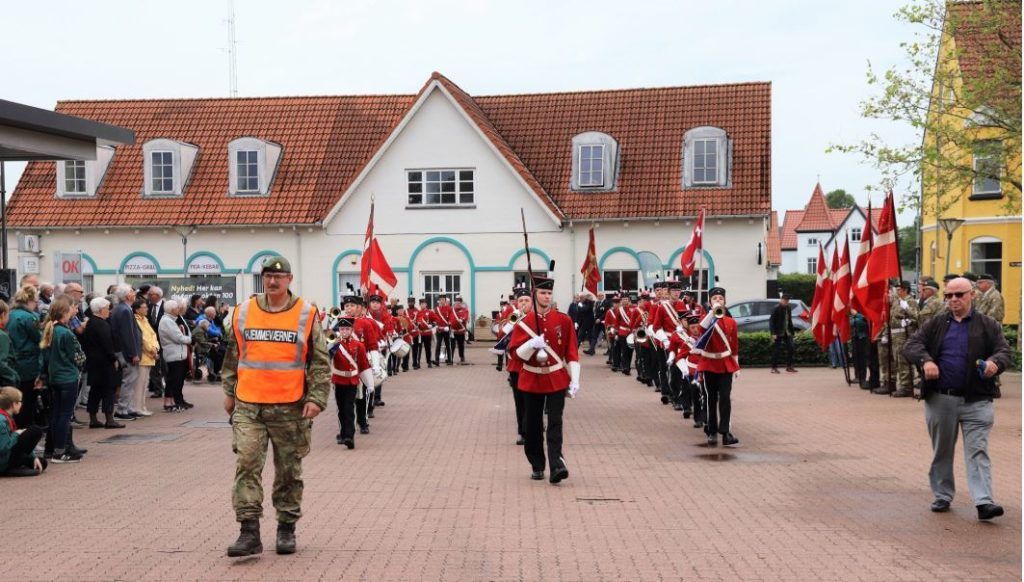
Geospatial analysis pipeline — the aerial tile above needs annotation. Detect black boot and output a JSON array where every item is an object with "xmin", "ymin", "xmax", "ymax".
[
  {"xmin": 227, "ymin": 520, "xmax": 263, "ymax": 557},
  {"xmin": 276, "ymin": 522, "xmax": 296, "ymax": 554}
]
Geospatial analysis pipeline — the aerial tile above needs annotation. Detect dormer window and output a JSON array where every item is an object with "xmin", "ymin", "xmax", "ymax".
[
  {"xmin": 55, "ymin": 146, "xmax": 116, "ymax": 198},
  {"xmin": 683, "ymin": 126, "xmax": 732, "ymax": 188},
  {"xmin": 228, "ymin": 137, "xmax": 282, "ymax": 196},
  {"xmin": 571, "ymin": 132, "xmax": 618, "ymax": 192},
  {"xmin": 142, "ymin": 138, "xmax": 199, "ymax": 197}
]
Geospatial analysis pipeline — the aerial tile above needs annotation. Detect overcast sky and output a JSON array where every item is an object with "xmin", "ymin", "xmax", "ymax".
[{"xmin": 2, "ymin": 0, "xmax": 920, "ymax": 218}]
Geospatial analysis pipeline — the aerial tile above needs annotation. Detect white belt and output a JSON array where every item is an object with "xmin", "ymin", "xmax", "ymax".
[
  {"xmin": 523, "ymin": 362, "xmax": 565, "ymax": 374},
  {"xmin": 890, "ymin": 328, "xmax": 907, "ymax": 334},
  {"xmin": 332, "ymin": 370, "xmax": 357, "ymax": 378},
  {"xmin": 702, "ymin": 351, "xmax": 731, "ymax": 360}
]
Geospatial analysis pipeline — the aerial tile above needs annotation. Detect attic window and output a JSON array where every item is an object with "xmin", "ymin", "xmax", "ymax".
[
  {"xmin": 682, "ymin": 126, "xmax": 732, "ymax": 188},
  {"xmin": 570, "ymin": 132, "xmax": 618, "ymax": 192},
  {"xmin": 228, "ymin": 137, "xmax": 283, "ymax": 196},
  {"xmin": 142, "ymin": 138, "xmax": 199, "ymax": 197},
  {"xmin": 55, "ymin": 146, "xmax": 116, "ymax": 198}
]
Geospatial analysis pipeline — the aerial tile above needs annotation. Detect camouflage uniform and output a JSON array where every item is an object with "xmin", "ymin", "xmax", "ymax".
[
  {"xmin": 886, "ymin": 294, "xmax": 918, "ymax": 394},
  {"xmin": 917, "ymin": 294, "xmax": 945, "ymax": 328},
  {"xmin": 223, "ymin": 292, "xmax": 330, "ymax": 525},
  {"xmin": 976, "ymin": 287, "xmax": 1005, "ymax": 324}
]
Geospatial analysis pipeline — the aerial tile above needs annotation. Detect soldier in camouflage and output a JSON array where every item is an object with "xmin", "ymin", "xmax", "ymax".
[
  {"xmin": 222, "ymin": 255, "xmax": 331, "ymax": 557},
  {"xmin": 917, "ymin": 280, "xmax": 945, "ymax": 327},
  {"xmin": 874, "ymin": 281, "xmax": 919, "ymax": 397},
  {"xmin": 975, "ymin": 274, "xmax": 1005, "ymax": 324}
]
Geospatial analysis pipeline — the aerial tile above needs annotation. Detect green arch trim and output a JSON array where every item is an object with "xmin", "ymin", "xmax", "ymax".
[
  {"xmin": 665, "ymin": 246, "xmax": 716, "ymax": 286},
  {"xmin": 506, "ymin": 247, "xmax": 552, "ymax": 270},
  {"xmin": 407, "ymin": 236, "xmax": 477, "ymax": 315},
  {"xmin": 330, "ymin": 249, "xmax": 363, "ymax": 305},
  {"xmin": 119, "ymin": 251, "xmax": 163, "ymax": 274},
  {"xmin": 245, "ymin": 249, "xmax": 285, "ymax": 274},
  {"xmin": 184, "ymin": 250, "xmax": 226, "ymax": 272},
  {"xmin": 80, "ymin": 253, "xmax": 117, "ymax": 276},
  {"xmin": 597, "ymin": 246, "xmax": 642, "ymax": 271}
]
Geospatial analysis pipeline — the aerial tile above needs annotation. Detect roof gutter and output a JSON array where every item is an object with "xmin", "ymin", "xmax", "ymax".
[
  {"xmin": 566, "ymin": 212, "xmax": 770, "ymax": 223},
  {"xmin": 12, "ymin": 222, "xmax": 325, "ymax": 231}
]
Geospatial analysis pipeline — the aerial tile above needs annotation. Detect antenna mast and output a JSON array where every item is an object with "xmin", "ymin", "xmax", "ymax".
[{"xmin": 227, "ymin": 0, "xmax": 239, "ymax": 97}]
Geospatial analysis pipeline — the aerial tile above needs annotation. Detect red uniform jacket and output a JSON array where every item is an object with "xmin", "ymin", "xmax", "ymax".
[
  {"xmin": 406, "ymin": 307, "xmax": 420, "ymax": 338},
  {"xmin": 432, "ymin": 305, "xmax": 455, "ymax": 332},
  {"xmin": 452, "ymin": 305, "xmax": 470, "ymax": 335},
  {"xmin": 697, "ymin": 316, "xmax": 739, "ymax": 374},
  {"xmin": 508, "ymin": 309, "xmax": 579, "ymax": 393},
  {"xmin": 353, "ymin": 317, "xmax": 381, "ymax": 355},
  {"xmin": 603, "ymin": 309, "xmax": 617, "ymax": 334},
  {"xmin": 652, "ymin": 300, "xmax": 687, "ymax": 334},
  {"xmin": 416, "ymin": 309, "xmax": 435, "ymax": 334},
  {"xmin": 331, "ymin": 337, "xmax": 371, "ymax": 386},
  {"xmin": 496, "ymin": 304, "xmax": 515, "ymax": 340},
  {"xmin": 668, "ymin": 330, "xmax": 698, "ymax": 377},
  {"xmin": 614, "ymin": 305, "xmax": 637, "ymax": 337}
]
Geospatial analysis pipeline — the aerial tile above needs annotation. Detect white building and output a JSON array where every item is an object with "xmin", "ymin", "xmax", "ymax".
[
  {"xmin": 10, "ymin": 73, "xmax": 773, "ymax": 321},
  {"xmin": 778, "ymin": 183, "xmax": 880, "ymax": 274}
]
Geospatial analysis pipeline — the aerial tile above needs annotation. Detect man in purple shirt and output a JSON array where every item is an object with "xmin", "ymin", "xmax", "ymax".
[{"xmin": 904, "ymin": 278, "xmax": 1012, "ymax": 521}]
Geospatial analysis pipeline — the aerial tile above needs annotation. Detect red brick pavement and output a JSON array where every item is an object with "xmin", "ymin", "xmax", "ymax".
[{"xmin": 5, "ymin": 347, "xmax": 1020, "ymax": 581}]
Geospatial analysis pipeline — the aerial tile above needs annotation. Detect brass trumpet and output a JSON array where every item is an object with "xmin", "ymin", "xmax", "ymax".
[
  {"xmin": 329, "ymin": 306, "xmax": 342, "ymax": 318},
  {"xmin": 326, "ymin": 331, "xmax": 338, "ymax": 343},
  {"xmin": 508, "ymin": 309, "xmax": 523, "ymax": 324},
  {"xmin": 712, "ymin": 304, "xmax": 727, "ymax": 318},
  {"xmin": 635, "ymin": 327, "xmax": 649, "ymax": 344}
]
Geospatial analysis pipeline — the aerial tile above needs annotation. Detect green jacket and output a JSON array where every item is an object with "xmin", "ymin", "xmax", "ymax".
[
  {"xmin": 8, "ymin": 306, "xmax": 41, "ymax": 380},
  {"xmin": 0, "ymin": 330, "xmax": 20, "ymax": 387},
  {"xmin": 40, "ymin": 324, "xmax": 83, "ymax": 385},
  {"xmin": 0, "ymin": 410, "xmax": 33, "ymax": 473},
  {"xmin": 850, "ymin": 313, "xmax": 869, "ymax": 341}
]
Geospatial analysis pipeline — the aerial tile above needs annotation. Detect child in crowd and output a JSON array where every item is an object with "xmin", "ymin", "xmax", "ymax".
[{"xmin": 0, "ymin": 386, "xmax": 46, "ymax": 477}]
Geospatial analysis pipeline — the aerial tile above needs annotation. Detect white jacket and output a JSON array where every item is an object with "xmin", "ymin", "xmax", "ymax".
[{"xmin": 158, "ymin": 314, "xmax": 192, "ymax": 362}]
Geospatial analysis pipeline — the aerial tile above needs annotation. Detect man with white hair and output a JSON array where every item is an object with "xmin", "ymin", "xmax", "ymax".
[
  {"xmin": 38, "ymin": 283, "xmax": 55, "ymax": 317},
  {"xmin": 110, "ymin": 284, "xmax": 144, "ymax": 419},
  {"xmin": 147, "ymin": 286, "xmax": 167, "ymax": 398}
]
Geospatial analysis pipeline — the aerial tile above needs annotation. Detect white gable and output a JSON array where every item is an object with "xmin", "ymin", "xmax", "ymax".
[{"xmin": 324, "ymin": 83, "xmax": 560, "ymax": 236}]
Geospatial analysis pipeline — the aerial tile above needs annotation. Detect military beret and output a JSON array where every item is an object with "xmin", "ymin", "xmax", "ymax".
[{"xmin": 260, "ymin": 255, "xmax": 291, "ymax": 274}]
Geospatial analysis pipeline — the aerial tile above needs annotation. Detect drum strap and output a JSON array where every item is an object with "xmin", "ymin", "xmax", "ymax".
[{"xmin": 337, "ymin": 343, "xmax": 358, "ymax": 370}]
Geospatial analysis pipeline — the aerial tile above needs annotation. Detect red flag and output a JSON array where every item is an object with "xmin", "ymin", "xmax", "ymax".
[
  {"xmin": 849, "ymin": 201, "xmax": 872, "ymax": 315},
  {"xmin": 810, "ymin": 244, "xmax": 834, "ymax": 350},
  {"xmin": 831, "ymin": 238, "xmax": 852, "ymax": 343},
  {"xmin": 580, "ymin": 227, "xmax": 601, "ymax": 294},
  {"xmin": 679, "ymin": 208, "xmax": 706, "ymax": 277},
  {"xmin": 863, "ymin": 192, "xmax": 900, "ymax": 336},
  {"xmin": 360, "ymin": 200, "xmax": 398, "ymax": 296}
]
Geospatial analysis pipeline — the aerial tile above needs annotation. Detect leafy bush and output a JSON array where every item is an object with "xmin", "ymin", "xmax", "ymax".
[
  {"xmin": 776, "ymin": 273, "xmax": 817, "ymax": 306},
  {"xmin": 738, "ymin": 331, "xmax": 831, "ymax": 367}
]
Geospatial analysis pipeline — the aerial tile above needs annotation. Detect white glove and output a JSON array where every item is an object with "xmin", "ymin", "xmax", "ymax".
[
  {"xmin": 899, "ymin": 300, "xmax": 909, "ymax": 310},
  {"xmin": 662, "ymin": 339, "xmax": 672, "ymax": 351},
  {"xmin": 666, "ymin": 352, "xmax": 676, "ymax": 365},
  {"xmin": 568, "ymin": 361, "xmax": 581, "ymax": 398},
  {"xmin": 901, "ymin": 318, "xmax": 909, "ymax": 328},
  {"xmin": 526, "ymin": 335, "xmax": 548, "ymax": 350},
  {"xmin": 568, "ymin": 381, "xmax": 580, "ymax": 398},
  {"xmin": 365, "ymin": 384, "xmax": 375, "ymax": 397},
  {"xmin": 358, "ymin": 369, "xmax": 374, "ymax": 389},
  {"xmin": 501, "ymin": 322, "xmax": 513, "ymax": 334},
  {"xmin": 370, "ymin": 351, "xmax": 382, "ymax": 369}
]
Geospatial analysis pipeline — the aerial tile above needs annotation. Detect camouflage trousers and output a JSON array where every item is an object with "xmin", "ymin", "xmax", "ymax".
[
  {"xmin": 879, "ymin": 331, "xmax": 914, "ymax": 392},
  {"xmin": 231, "ymin": 401, "xmax": 312, "ymax": 525}
]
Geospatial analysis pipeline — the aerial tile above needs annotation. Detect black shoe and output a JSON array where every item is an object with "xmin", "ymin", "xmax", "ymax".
[
  {"xmin": 276, "ymin": 523, "xmax": 296, "ymax": 554},
  {"xmin": 549, "ymin": 465, "xmax": 569, "ymax": 484},
  {"xmin": 707, "ymin": 434, "xmax": 718, "ymax": 447},
  {"xmin": 181, "ymin": 401, "xmax": 195, "ymax": 409},
  {"xmin": 359, "ymin": 425, "xmax": 369, "ymax": 435},
  {"xmin": 530, "ymin": 470, "xmax": 544, "ymax": 481},
  {"xmin": 516, "ymin": 435, "xmax": 525, "ymax": 446},
  {"xmin": 446, "ymin": 362, "xmax": 454, "ymax": 366},
  {"xmin": 930, "ymin": 499, "xmax": 950, "ymax": 513},
  {"xmin": 104, "ymin": 421, "xmax": 126, "ymax": 429},
  {"xmin": 367, "ymin": 410, "xmax": 375, "ymax": 419},
  {"xmin": 660, "ymin": 395, "xmax": 670, "ymax": 405},
  {"xmin": 496, "ymin": 365, "xmax": 503, "ymax": 371},
  {"xmin": 871, "ymin": 387, "xmax": 893, "ymax": 395},
  {"xmin": 227, "ymin": 520, "xmax": 263, "ymax": 557},
  {"xmin": 413, "ymin": 365, "xmax": 421, "ymax": 370},
  {"xmin": 51, "ymin": 452, "xmax": 83, "ymax": 464},
  {"xmin": 611, "ymin": 367, "xmax": 620, "ymax": 372},
  {"xmin": 336, "ymin": 434, "xmax": 344, "ymax": 445},
  {"xmin": 376, "ymin": 401, "xmax": 385, "ymax": 407},
  {"xmin": 722, "ymin": 433, "xmax": 739, "ymax": 447},
  {"xmin": 680, "ymin": 408, "xmax": 689, "ymax": 416},
  {"xmin": 67, "ymin": 445, "xmax": 88, "ymax": 456},
  {"xmin": 113, "ymin": 412, "xmax": 135, "ymax": 421},
  {"xmin": 343, "ymin": 438, "xmax": 354, "ymax": 450},
  {"xmin": 693, "ymin": 420, "xmax": 704, "ymax": 428},
  {"xmin": 621, "ymin": 370, "xmax": 630, "ymax": 376},
  {"xmin": 977, "ymin": 503, "xmax": 1004, "ymax": 520},
  {"xmin": 584, "ymin": 350, "xmax": 595, "ymax": 356}
]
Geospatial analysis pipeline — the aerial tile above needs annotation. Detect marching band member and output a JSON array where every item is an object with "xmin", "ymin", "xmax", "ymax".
[
  {"xmin": 395, "ymin": 305, "xmax": 413, "ymax": 373},
  {"xmin": 604, "ymin": 294, "xmax": 620, "ymax": 368},
  {"xmin": 342, "ymin": 295, "xmax": 380, "ymax": 434},
  {"xmin": 666, "ymin": 314, "xmax": 701, "ymax": 421},
  {"xmin": 697, "ymin": 287, "xmax": 739, "ymax": 448},
  {"xmin": 508, "ymin": 275, "xmax": 580, "ymax": 484},
  {"xmin": 406, "ymin": 297, "xmax": 421, "ymax": 370},
  {"xmin": 495, "ymin": 297, "xmax": 514, "ymax": 372},
  {"xmin": 452, "ymin": 296, "xmax": 470, "ymax": 364},
  {"xmin": 505, "ymin": 286, "xmax": 532, "ymax": 445},
  {"xmin": 366, "ymin": 293, "xmax": 390, "ymax": 409},
  {"xmin": 634, "ymin": 290, "xmax": 655, "ymax": 387},
  {"xmin": 613, "ymin": 292, "xmax": 638, "ymax": 376},
  {"xmin": 329, "ymin": 316, "xmax": 373, "ymax": 450},
  {"xmin": 652, "ymin": 281, "xmax": 686, "ymax": 403},
  {"xmin": 415, "ymin": 298, "xmax": 436, "ymax": 368},
  {"xmin": 432, "ymin": 295, "xmax": 456, "ymax": 366}
]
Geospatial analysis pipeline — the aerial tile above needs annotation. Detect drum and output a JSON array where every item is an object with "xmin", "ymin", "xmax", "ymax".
[
  {"xmin": 390, "ymin": 338, "xmax": 411, "ymax": 358},
  {"xmin": 491, "ymin": 322, "xmax": 500, "ymax": 335},
  {"xmin": 372, "ymin": 365, "xmax": 387, "ymax": 387},
  {"xmin": 626, "ymin": 333, "xmax": 636, "ymax": 348}
]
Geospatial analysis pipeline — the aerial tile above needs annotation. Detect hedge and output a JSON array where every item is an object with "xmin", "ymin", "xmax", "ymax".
[{"xmin": 776, "ymin": 273, "xmax": 817, "ymax": 305}]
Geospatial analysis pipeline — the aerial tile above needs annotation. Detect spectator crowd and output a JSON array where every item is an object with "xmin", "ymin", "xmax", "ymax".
[{"xmin": 1, "ymin": 276, "xmax": 229, "ymax": 476}]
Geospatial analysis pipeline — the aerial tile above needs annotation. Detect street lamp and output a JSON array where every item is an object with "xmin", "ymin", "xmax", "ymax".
[{"xmin": 937, "ymin": 217, "xmax": 965, "ymax": 277}]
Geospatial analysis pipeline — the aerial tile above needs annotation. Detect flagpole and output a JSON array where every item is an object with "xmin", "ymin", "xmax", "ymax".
[
  {"xmin": 697, "ymin": 241, "xmax": 705, "ymax": 308},
  {"xmin": 366, "ymin": 195, "xmax": 374, "ymax": 299}
]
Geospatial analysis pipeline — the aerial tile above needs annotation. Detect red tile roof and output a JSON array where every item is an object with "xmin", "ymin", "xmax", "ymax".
[
  {"xmin": 947, "ymin": 1, "xmax": 1021, "ymax": 88},
  {"xmin": 779, "ymin": 210, "xmax": 804, "ymax": 250},
  {"xmin": 794, "ymin": 182, "xmax": 836, "ymax": 232},
  {"xmin": 766, "ymin": 211, "xmax": 781, "ymax": 265},
  {"xmin": 10, "ymin": 73, "xmax": 771, "ymax": 227}
]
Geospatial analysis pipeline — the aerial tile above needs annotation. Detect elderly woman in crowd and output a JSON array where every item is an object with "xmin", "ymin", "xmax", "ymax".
[
  {"xmin": 82, "ymin": 296, "xmax": 122, "ymax": 429},
  {"xmin": 40, "ymin": 297, "xmax": 87, "ymax": 462},
  {"xmin": 159, "ymin": 300, "xmax": 193, "ymax": 412},
  {"xmin": 134, "ymin": 297, "xmax": 159, "ymax": 416},
  {"xmin": 9, "ymin": 286, "xmax": 41, "ymax": 429},
  {"xmin": 197, "ymin": 305, "xmax": 225, "ymax": 382}
]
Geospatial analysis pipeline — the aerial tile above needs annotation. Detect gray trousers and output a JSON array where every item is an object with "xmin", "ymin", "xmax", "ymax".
[
  {"xmin": 924, "ymin": 393, "xmax": 995, "ymax": 505},
  {"xmin": 117, "ymin": 364, "xmax": 140, "ymax": 413}
]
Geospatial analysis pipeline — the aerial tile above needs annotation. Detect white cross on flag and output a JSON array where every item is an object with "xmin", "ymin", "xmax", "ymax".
[
  {"xmin": 679, "ymin": 208, "xmax": 706, "ymax": 277},
  {"xmin": 359, "ymin": 199, "xmax": 398, "ymax": 297}
]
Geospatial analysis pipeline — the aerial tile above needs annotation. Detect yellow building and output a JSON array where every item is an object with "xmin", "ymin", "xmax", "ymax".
[{"xmin": 920, "ymin": 1, "xmax": 1021, "ymax": 324}]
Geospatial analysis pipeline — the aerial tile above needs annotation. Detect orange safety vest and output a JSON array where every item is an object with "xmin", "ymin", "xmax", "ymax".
[{"xmin": 233, "ymin": 296, "xmax": 315, "ymax": 404}]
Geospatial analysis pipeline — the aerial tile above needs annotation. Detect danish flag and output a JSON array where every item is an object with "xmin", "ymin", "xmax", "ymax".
[{"xmin": 679, "ymin": 208, "xmax": 706, "ymax": 277}]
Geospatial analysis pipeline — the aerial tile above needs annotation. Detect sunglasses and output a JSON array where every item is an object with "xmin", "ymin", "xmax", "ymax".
[{"xmin": 943, "ymin": 291, "xmax": 969, "ymax": 299}]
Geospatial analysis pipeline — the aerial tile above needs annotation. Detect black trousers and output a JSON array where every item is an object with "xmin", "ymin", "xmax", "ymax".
[
  {"xmin": 453, "ymin": 334, "xmax": 466, "ymax": 362},
  {"xmin": 334, "ymin": 385, "xmax": 356, "ymax": 440},
  {"xmin": 852, "ymin": 336, "xmax": 869, "ymax": 383},
  {"xmin": 149, "ymin": 355, "xmax": 166, "ymax": 396},
  {"xmin": 435, "ymin": 332, "xmax": 453, "ymax": 364},
  {"xmin": 13, "ymin": 379, "xmax": 43, "ymax": 429},
  {"xmin": 771, "ymin": 335, "xmax": 795, "ymax": 368},
  {"xmin": 508, "ymin": 372, "xmax": 526, "ymax": 437},
  {"xmin": 636, "ymin": 344, "xmax": 650, "ymax": 379},
  {"xmin": 164, "ymin": 360, "xmax": 189, "ymax": 406},
  {"xmin": 867, "ymin": 342, "xmax": 880, "ymax": 388},
  {"xmin": 523, "ymin": 389, "xmax": 566, "ymax": 472},
  {"xmin": 411, "ymin": 336, "xmax": 422, "ymax": 367},
  {"xmin": 669, "ymin": 366, "xmax": 685, "ymax": 407},
  {"xmin": 655, "ymin": 347, "xmax": 669, "ymax": 394},
  {"xmin": 496, "ymin": 352, "xmax": 505, "ymax": 370},
  {"xmin": 704, "ymin": 371, "xmax": 733, "ymax": 435},
  {"xmin": 355, "ymin": 392, "xmax": 369, "ymax": 428},
  {"xmin": 420, "ymin": 336, "xmax": 433, "ymax": 367},
  {"xmin": 614, "ymin": 337, "xmax": 632, "ymax": 373},
  {"xmin": 86, "ymin": 377, "xmax": 116, "ymax": 414},
  {"xmin": 3, "ymin": 426, "xmax": 45, "ymax": 474},
  {"xmin": 606, "ymin": 335, "xmax": 615, "ymax": 364}
]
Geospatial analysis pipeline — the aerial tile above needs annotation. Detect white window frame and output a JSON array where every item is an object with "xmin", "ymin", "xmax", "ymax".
[
  {"xmin": 807, "ymin": 237, "xmax": 819, "ymax": 247},
  {"xmin": 63, "ymin": 160, "xmax": 87, "ymax": 194},
  {"xmin": 578, "ymin": 144, "xmax": 605, "ymax": 187},
  {"xmin": 422, "ymin": 272, "xmax": 462, "ymax": 309},
  {"xmin": 150, "ymin": 151, "xmax": 175, "ymax": 194},
  {"xmin": 692, "ymin": 138, "xmax": 718, "ymax": 185},
  {"xmin": 142, "ymin": 139, "xmax": 198, "ymax": 197},
  {"xmin": 972, "ymin": 141, "xmax": 1002, "ymax": 197},
  {"xmin": 407, "ymin": 169, "xmax": 475, "ymax": 208},
  {"xmin": 850, "ymin": 228, "xmax": 862, "ymax": 242},
  {"xmin": 235, "ymin": 150, "xmax": 260, "ymax": 193},
  {"xmin": 228, "ymin": 137, "xmax": 282, "ymax": 197},
  {"xmin": 969, "ymin": 237, "xmax": 1002, "ymax": 283},
  {"xmin": 807, "ymin": 257, "xmax": 818, "ymax": 274},
  {"xmin": 55, "ymin": 146, "xmax": 115, "ymax": 198}
]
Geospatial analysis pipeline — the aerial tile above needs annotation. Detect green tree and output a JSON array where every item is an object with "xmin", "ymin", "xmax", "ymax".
[
  {"xmin": 897, "ymin": 224, "xmax": 917, "ymax": 273},
  {"xmin": 830, "ymin": 0, "xmax": 1021, "ymax": 214},
  {"xmin": 825, "ymin": 189, "xmax": 856, "ymax": 208}
]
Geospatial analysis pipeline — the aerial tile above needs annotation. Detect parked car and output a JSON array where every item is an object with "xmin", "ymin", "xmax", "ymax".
[{"xmin": 728, "ymin": 299, "xmax": 812, "ymax": 332}]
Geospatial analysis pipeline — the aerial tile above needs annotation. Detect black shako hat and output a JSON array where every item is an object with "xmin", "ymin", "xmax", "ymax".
[
  {"xmin": 532, "ymin": 276, "xmax": 554, "ymax": 291},
  {"xmin": 709, "ymin": 286, "xmax": 726, "ymax": 298},
  {"xmin": 336, "ymin": 316, "xmax": 355, "ymax": 328},
  {"xmin": 342, "ymin": 295, "xmax": 363, "ymax": 306}
]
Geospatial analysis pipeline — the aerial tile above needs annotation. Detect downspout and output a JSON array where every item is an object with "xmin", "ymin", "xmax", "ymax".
[
  {"xmin": 294, "ymin": 226, "xmax": 302, "ymax": 297},
  {"xmin": 569, "ymin": 220, "xmax": 577, "ymax": 293}
]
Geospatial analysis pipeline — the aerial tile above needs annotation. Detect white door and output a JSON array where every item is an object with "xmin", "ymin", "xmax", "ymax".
[
  {"xmin": 336, "ymin": 273, "xmax": 360, "ymax": 305},
  {"xmin": 422, "ymin": 273, "xmax": 461, "ymax": 309}
]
